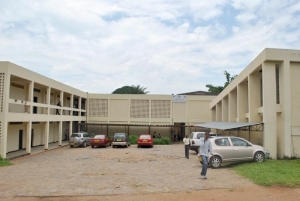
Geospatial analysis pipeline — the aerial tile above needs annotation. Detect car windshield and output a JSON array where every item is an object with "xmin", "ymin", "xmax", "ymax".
[
  {"xmin": 140, "ymin": 135, "xmax": 151, "ymax": 139},
  {"xmin": 71, "ymin": 134, "xmax": 81, "ymax": 137},
  {"xmin": 94, "ymin": 135, "xmax": 105, "ymax": 139}
]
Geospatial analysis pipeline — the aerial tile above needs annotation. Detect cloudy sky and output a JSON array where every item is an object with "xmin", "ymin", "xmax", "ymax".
[{"xmin": 0, "ymin": 0, "xmax": 300, "ymax": 94}]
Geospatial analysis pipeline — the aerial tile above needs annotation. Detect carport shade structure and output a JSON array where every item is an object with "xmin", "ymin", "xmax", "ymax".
[{"xmin": 193, "ymin": 122, "xmax": 263, "ymax": 130}]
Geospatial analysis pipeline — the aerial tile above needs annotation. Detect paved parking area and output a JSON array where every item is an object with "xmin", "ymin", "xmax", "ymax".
[{"xmin": 0, "ymin": 144, "xmax": 254, "ymax": 198}]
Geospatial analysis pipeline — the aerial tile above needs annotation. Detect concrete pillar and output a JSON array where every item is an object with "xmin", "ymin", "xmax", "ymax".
[
  {"xmin": 79, "ymin": 97, "xmax": 82, "ymax": 116},
  {"xmin": 26, "ymin": 122, "xmax": 32, "ymax": 154},
  {"xmin": 248, "ymin": 72, "xmax": 261, "ymax": 122},
  {"xmin": 58, "ymin": 121, "xmax": 62, "ymax": 146},
  {"xmin": 1, "ymin": 121, "xmax": 8, "ymax": 159},
  {"xmin": 60, "ymin": 91, "xmax": 63, "ymax": 115},
  {"xmin": 222, "ymin": 96, "xmax": 229, "ymax": 122},
  {"xmin": 282, "ymin": 60, "xmax": 291, "ymax": 157},
  {"xmin": 69, "ymin": 121, "xmax": 72, "ymax": 139},
  {"xmin": 216, "ymin": 102, "xmax": 222, "ymax": 121},
  {"xmin": 262, "ymin": 61, "xmax": 277, "ymax": 158},
  {"xmin": 0, "ymin": 72, "xmax": 10, "ymax": 159},
  {"xmin": 28, "ymin": 81, "xmax": 34, "ymax": 114},
  {"xmin": 70, "ymin": 95, "xmax": 74, "ymax": 116},
  {"xmin": 46, "ymin": 87, "xmax": 51, "ymax": 115},
  {"xmin": 237, "ymin": 82, "xmax": 248, "ymax": 122},
  {"xmin": 229, "ymin": 89, "xmax": 237, "ymax": 122},
  {"xmin": 44, "ymin": 121, "xmax": 49, "ymax": 150}
]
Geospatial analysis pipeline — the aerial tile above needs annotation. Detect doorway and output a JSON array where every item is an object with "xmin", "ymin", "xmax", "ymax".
[
  {"xmin": 33, "ymin": 97, "xmax": 37, "ymax": 114},
  {"xmin": 18, "ymin": 130, "xmax": 23, "ymax": 150},
  {"xmin": 31, "ymin": 129, "xmax": 34, "ymax": 147}
]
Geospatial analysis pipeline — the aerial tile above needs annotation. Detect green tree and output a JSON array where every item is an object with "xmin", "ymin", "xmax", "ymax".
[
  {"xmin": 112, "ymin": 85, "xmax": 149, "ymax": 94},
  {"xmin": 206, "ymin": 71, "xmax": 237, "ymax": 94}
]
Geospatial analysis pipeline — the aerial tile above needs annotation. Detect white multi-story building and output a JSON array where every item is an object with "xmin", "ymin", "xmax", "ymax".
[
  {"xmin": 0, "ymin": 62, "xmax": 216, "ymax": 159},
  {"xmin": 209, "ymin": 48, "xmax": 300, "ymax": 159}
]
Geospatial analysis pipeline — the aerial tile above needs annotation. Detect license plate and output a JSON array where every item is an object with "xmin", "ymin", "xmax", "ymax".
[
  {"xmin": 117, "ymin": 139, "xmax": 122, "ymax": 141},
  {"xmin": 95, "ymin": 140, "xmax": 99, "ymax": 142},
  {"xmin": 143, "ymin": 140, "xmax": 147, "ymax": 142},
  {"xmin": 70, "ymin": 142, "xmax": 75, "ymax": 145}
]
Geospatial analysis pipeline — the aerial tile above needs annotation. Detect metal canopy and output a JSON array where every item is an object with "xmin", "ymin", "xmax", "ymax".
[{"xmin": 193, "ymin": 122, "xmax": 263, "ymax": 130}]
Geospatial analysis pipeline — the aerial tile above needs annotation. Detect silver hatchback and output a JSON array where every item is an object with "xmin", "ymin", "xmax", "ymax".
[
  {"xmin": 69, "ymin": 132, "xmax": 91, "ymax": 148},
  {"xmin": 206, "ymin": 136, "xmax": 270, "ymax": 168}
]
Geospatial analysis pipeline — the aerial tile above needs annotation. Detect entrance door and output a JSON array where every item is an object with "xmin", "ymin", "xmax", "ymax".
[
  {"xmin": 33, "ymin": 97, "xmax": 38, "ymax": 114},
  {"xmin": 19, "ymin": 130, "xmax": 23, "ymax": 150},
  {"xmin": 31, "ymin": 129, "xmax": 34, "ymax": 147}
]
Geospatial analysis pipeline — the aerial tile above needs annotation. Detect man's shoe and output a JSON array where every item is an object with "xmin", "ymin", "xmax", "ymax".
[
  {"xmin": 203, "ymin": 176, "xmax": 207, "ymax": 179},
  {"xmin": 200, "ymin": 175, "xmax": 205, "ymax": 179}
]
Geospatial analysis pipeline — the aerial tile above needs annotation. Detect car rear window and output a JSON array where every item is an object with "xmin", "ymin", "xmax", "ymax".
[
  {"xmin": 71, "ymin": 134, "xmax": 81, "ymax": 137},
  {"xmin": 94, "ymin": 135, "xmax": 105, "ymax": 139},
  {"xmin": 114, "ymin": 134, "xmax": 126, "ymax": 138},
  {"xmin": 140, "ymin": 135, "xmax": 151, "ymax": 139}
]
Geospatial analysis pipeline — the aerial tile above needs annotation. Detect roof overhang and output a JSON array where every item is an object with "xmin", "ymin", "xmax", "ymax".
[{"xmin": 193, "ymin": 122, "xmax": 263, "ymax": 130}]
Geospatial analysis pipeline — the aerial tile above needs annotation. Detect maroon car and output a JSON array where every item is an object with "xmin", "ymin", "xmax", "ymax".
[
  {"xmin": 91, "ymin": 135, "xmax": 112, "ymax": 148},
  {"xmin": 137, "ymin": 134, "xmax": 153, "ymax": 148}
]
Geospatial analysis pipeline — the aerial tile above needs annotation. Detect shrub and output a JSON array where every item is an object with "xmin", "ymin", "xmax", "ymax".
[
  {"xmin": 129, "ymin": 135, "xmax": 139, "ymax": 144},
  {"xmin": 153, "ymin": 137, "xmax": 171, "ymax": 145}
]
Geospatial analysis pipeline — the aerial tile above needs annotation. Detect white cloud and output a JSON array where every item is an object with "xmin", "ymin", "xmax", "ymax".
[{"xmin": 0, "ymin": 0, "xmax": 300, "ymax": 94}]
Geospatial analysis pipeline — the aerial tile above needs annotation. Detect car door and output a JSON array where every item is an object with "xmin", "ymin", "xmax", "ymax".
[
  {"xmin": 213, "ymin": 137, "xmax": 234, "ymax": 162},
  {"xmin": 230, "ymin": 137, "xmax": 253, "ymax": 160}
]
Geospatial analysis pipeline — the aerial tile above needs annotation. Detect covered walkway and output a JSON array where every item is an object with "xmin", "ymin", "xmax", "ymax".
[{"xmin": 6, "ymin": 141, "xmax": 69, "ymax": 160}]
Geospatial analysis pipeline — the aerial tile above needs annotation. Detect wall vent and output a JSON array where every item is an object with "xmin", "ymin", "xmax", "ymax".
[{"xmin": 130, "ymin": 99, "xmax": 149, "ymax": 118}]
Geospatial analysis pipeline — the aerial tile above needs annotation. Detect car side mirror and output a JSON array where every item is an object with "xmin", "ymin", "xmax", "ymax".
[{"xmin": 247, "ymin": 144, "xmax": 252, "ymax": 146}]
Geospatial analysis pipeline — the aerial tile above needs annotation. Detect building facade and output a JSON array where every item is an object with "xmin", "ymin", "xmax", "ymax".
[
  {"xmin": 0, "ymin": 62, "xmax": 88, "ymax": 159},
  {"xmin": 210, "ymin": 48, "xmax": 300, "ymax": 159},
  {"xmin": 0, "ymin": 62, "xmax": 216, "ymax": 159}
]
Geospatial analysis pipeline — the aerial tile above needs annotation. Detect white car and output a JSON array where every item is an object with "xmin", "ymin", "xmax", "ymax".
[{"xmin": 189, "ymin": 132, "xmax": 222, "ymax": 153}]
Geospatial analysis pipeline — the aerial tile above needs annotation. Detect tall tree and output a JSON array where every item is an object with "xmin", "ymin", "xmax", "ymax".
[
  {"xmin": 206, "ymin": 71, "xmax": 237, "ymax": 94},
  {"xmin": 112, "ymin": 85, "xmax": 149, "ymax": 94}
]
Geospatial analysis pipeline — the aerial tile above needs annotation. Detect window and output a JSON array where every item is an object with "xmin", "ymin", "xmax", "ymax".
[
  {"xmin": 275, "ymin": 65, "xmax": 280, "ymax": 104},
  {"xmin": 197, "ymin": 133, "xmax": 204, "ymax": 139},
  {"xmin": 230, "ymin": 138, "xmax": 248, "ymax": 146},
  {"xmin": 215, "ymin": 138, "xmax": 230, "ymax": 146}
]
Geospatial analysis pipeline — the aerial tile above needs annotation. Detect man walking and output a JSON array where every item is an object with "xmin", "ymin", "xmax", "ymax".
[
  {"xmin": 198, "ymin": 132, "xmax": 214, "ymax": 179},
  {"xmin": 183, "ymin": 134, "xmax": 190, "ymax": 159}
]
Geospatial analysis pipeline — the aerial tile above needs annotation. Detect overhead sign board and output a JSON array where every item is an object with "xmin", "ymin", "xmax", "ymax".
[{"xmin": 172, "ymin": 95, "xmax": 187, "ymax": 103}]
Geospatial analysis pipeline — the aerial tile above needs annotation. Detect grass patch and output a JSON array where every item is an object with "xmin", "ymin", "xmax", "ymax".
[
  {"xmin": 0, "ymin": 156, "xmax": 12, "ymax": 167},
  {"xmin": 232, "ymin": 159, "xmax": 300, "ymax": 187},
  {"xmin": 129, "ymin": 135, "xmax": 171, "ymax": 145}
]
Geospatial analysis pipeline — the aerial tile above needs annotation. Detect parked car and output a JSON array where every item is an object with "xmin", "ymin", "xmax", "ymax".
[
  {"xmin": 112, "ymin": 133, "xmax": 130, "ymax": 148},
  {"xmin": 205, "ymin": 136, "xmax": 269, "ymax": 168},
  {"xmin": 137, "ymin": 134, "xmax": 153, "ymax": 148},
  {"xmin": 90, "ymin": 135, "xmax": 112, "ymax": 148},
  {"xmin": 69, "ymin": 132, "xmax": 91, "ymax": 148},
  {"xmin": 189, "ymin": 132, "xmax": 220, "ymax": 153}
]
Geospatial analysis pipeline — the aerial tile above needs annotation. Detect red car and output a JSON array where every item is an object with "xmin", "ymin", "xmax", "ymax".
[
  {"xmin": 137, "ymin": 134, "xmax": 153, "ymax": 148},
  {"xmin": 91, "ymin": 135, "xmax": 112, "ymax": 148}
]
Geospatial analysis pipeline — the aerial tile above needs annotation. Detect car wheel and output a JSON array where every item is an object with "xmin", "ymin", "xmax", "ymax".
[
  {"xmin": 210, "ymin": 156, "xmax": 222, "ymax": 168},
  {"xmin": 105, "ymin": 143, "xmax": 108, "ymax": 148},
  {"xmin": 83, "ymin": 142, "xmax": 87, "ymax": 147},
  {"xmin": 138, "ymin": 145, "xmax": 140, "ymax": 148},
  {"xmin": 126, "ymin": 144, "xmax": 128, "ymax": 148},
  {"xmin": 112, "ymin": 145, "xmax": 115, "ymax": 148},
  {"xmin": 91, "ymin": 145, "xmax": 94, "ymax": 148},
  {"xmin": 254, "ymin": 152, "xmax": 265, "ymax": 162},
  {"xmin": 70, "ymin": 145, "xmax": 74, "ymax": 148},
  {"xmin": 151, "ymin": 145, "xmax": 153, "ymax": 148}
]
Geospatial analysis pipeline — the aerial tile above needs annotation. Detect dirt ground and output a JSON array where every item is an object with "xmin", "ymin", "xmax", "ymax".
[{"xmin": 1, "ymin": 144, "xmax": 299, "ymax": 201}]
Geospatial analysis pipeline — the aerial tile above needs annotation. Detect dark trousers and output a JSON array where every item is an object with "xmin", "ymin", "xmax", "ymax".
[{"xmin": 184, "ymin": 145, "xmax": 189, "ymax": 159}]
